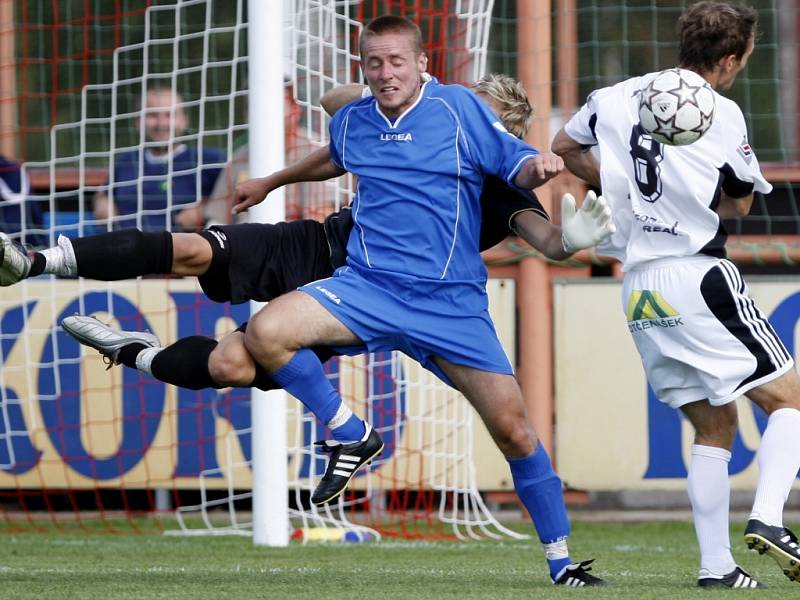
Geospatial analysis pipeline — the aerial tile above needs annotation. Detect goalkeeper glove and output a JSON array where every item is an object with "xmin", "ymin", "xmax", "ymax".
[{"xmin": 560, "ymin": 190, "xmax": 616, "ymax": 254}]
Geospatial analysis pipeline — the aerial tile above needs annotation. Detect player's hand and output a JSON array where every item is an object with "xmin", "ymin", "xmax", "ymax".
[
  {"xmin": 525, "ymin": 152, "xmax": 564, "ymax": 188},
  {"xmin": 231, "ymin": 177, "xmax": 276, "ymax": 215},
  {"xmin": 560, "ymin": 190, "xmax": 616, "ymax": 254},
  {"xmin": 174, "ymin": 204, "xmax": 204, "ymax": 229}
]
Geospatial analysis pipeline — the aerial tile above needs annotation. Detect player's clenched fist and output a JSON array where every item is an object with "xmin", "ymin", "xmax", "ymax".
[
  {"xmin": 531, "ymin": 152, "xmax": 564, "ymax": 181},
  {"xmin": 515, "ymin": 152, "xmax": 565, "ymax": 189}
]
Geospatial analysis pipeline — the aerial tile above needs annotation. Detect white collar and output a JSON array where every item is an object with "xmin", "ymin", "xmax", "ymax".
[
  {"xmin": 144, "ymin": 143, "xmax": 188, "ymax": 163},
  {"xmin": 375, "ymin": 78, "xmax": 430, "ymax": 129}
]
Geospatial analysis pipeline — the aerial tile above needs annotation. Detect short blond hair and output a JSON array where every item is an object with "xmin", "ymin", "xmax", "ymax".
[
  {"xmin": 360, "ymin": 16, "xmax": 424, "ymax": 58},
  {"xmin": 471, "ymin": 73, "xmax": 534, "ymax": 139}
]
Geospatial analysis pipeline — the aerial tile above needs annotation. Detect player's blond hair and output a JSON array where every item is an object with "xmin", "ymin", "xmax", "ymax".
[
  {"xmin": 471, "ymin": 73, "xmax": 534, "ymax": 139},
  {"xmin": 360, "ymin": 16, "xmax": 424, "ymax": 58}
]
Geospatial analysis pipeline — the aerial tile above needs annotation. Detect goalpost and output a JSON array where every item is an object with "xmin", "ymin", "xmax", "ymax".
[{"xmin": 248, "ymin": 0, "xmax": 288, "ymax": 548}]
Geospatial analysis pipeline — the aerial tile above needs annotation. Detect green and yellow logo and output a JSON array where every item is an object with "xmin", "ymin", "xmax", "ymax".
[
  {"xmin": 626, "ymin": 290, "xmax": 683, "ymax": 332},
  {"xmin": 626, "ymin": 290, "xmax": 677, "ymax": 321}
]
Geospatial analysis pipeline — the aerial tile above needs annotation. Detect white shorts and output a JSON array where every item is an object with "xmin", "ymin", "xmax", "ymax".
[{"xmin": 622, "ymin": 255, "xmax": 794, "ymax": 409}]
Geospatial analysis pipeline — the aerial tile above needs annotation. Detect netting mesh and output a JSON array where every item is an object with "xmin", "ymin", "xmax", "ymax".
[
  {"xmin": 0, "ymin": 0, "xmax": 524, "ymax": 542},
  {"xmin": 1, "ymin": 0, "xmax": 799, "ymax": 539},
  {"xmin": 485, "ymin": 0, "xmax": 800, "ymax": 266}
]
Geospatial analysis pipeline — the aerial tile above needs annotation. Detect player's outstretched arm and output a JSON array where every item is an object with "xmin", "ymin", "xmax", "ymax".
[
  {"xmin": 231, "ymin": 145, "xmax": 345, "ymax": 214},
  {"xmin": 510, "ymin": 212, "xmax": 565, "ymax": 259},
  {"xmin": 551, "ymin": 127, "xmax": 600, "ymax": 188},
  {"xmin": 320, "ymin": 84, "xmax": 366, "ymax": 116},
  {"xmin": 512, "ymin": 191, "xmax": 614, "ymax": 260},
  {"xmin": 513, "ymin": 152, "xmax": 564, "ymax": 190}
]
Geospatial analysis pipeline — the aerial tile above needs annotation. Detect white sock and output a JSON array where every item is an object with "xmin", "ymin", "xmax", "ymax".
[
  {"xmin": 41, "ymin": 235, "xmax": 78, "ymax": 277},
  {"xmin": 750, "ymin": 407, "xmax": 800, "ymax": 527},
  {"xmin": 688, "ymin": 444, "xmax": 736, "ymax": 576},
  {"xmin": 543, "ymin": 538, "xmax": 569, "ymax": 561},
  {"xmin": 327, "ymin": 402, "xmax": 354, "ymax": 430},
  {"xmin": 135, "ymin": 346, "xmax": 162, "ymax": 375}
]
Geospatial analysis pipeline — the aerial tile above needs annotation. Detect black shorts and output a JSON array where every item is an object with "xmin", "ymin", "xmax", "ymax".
[{"xmin": 198, "ymin": 220, "xmax": 334, "ymax": 304}]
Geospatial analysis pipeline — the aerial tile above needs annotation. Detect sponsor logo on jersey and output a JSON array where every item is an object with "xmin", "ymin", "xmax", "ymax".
[
  {"xmin": 634, "ymin": 212, "xmax": 679, "ymax": 236},
  {"xmin": 379, "ymin": 132, "xmax": 413, "ymax": 142},
  {"xmin": 737, "ymin": 135, "xmax": 753, "ymax": 165},
  {"xmin": 315, "ymin": 286, "xmax": 341, "ymax": 305},
  {"xmin": 626, "ymin": 289, "xmax": 684, "ymax": 332}
]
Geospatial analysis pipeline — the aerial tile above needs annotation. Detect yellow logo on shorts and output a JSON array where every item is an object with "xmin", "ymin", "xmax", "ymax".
[
  {"xmin": 626, "ymin": 290, "xmax": 683, "ymax": 332},
  {"xmin": 627, "ymin": 290, "xmax": 677, "ymax": 321}
]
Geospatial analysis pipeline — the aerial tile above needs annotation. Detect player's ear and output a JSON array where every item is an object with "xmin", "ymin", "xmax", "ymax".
[
  {"xmin": 418, "ymin": 52, "xmax": 428, "ymax": 73},
  {"xmin": 721, "ymin": 53, "xmax": 737, "ymax": 73}
]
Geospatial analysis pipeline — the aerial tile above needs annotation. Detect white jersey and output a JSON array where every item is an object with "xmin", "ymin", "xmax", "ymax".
[{"xmin": 564, "ymin": 72, "xmax": 772, "ymax": 270}]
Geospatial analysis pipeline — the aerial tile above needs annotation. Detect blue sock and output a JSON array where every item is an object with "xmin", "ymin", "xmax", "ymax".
[
  {"xmin": 333, "ymin": 412, "xmax": 367, "ymax": 443},
  {"xmin": 508, "ymin": 442, "xmax": 572, "ymax": 578},
  {"xmin": 272, "ymin": 349, "xmax": 364, "ymax": 442}
]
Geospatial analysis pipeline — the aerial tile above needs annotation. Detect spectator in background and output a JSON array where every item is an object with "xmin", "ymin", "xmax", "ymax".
[{"xmin": 93, "ymin": 86, "xmax": 225, "ymax": 231}]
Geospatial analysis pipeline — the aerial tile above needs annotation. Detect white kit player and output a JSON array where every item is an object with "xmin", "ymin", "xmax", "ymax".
[{"xmin": 553, "ymin": 1, "xmax": 800, "ymax": 590}]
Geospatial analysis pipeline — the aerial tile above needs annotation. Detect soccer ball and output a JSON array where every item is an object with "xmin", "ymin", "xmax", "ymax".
[{"xmin": 638, "ymin": 68, "xmax": 715, "ymax": 146}]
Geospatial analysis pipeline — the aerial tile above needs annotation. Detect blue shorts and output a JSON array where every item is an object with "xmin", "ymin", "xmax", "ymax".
[{"xmin": 299, "ymin": 265, "xmax": 513, "ymax": 387}]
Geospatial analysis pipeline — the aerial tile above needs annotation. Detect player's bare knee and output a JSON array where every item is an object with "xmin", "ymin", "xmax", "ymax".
[
  {"xmin": 171, "ymin": 233, "xmax": 212, "ymax": 275},
  {"xmin": 208, "ymin": 343, "xmax": 254, "ymax": 387},
  {"xmin": 747, "ymin": 369, "xmax": 800, "ymax": 414},
  {"xmin": 492, "ymin": 417, "xmax": 537, "ymax": 457},
  {"xmin": 687, "ymin": 402, "xmax": 737, "ymax": 449},
  {"xmin": 695, "ymin": 421, "xmax": 736, "ymax": 449},
  {"xmin": 244, "ymin": 310, "xmax": 289, "ymax": 358}
]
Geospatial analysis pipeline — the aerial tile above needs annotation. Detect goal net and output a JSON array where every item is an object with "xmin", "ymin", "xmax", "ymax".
[
  {"xmin": 0, "ymin": 0, "xmax": 523, "ymax": 542},
  {"xmin": 485, "ymin": 0, "xmax": 800, "ymax": 268},
  {"xmin": 4, "ymin": 0, "xmax": 797, "ymax": 541}
]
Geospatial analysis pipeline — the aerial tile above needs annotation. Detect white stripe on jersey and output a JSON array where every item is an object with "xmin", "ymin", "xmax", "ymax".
[
  {"xmin": 340, "ymin": 105, "xmax": 356, "ymax": 171},
  {"xmin": 353, "ymin": 179, "xmax": 371, "ymax": 268},
  {"xmin": 427, "ymin": 96, "xmax": 464, "ymax": 280},
  {"xmin": 441, "ymin": 123, "xmax": 461, "ymax": 280},
  {"xmin": 440, "ymin": 152, "xmax": 461, "ymax": 280},
  {"xmin": 341, "ymin": 104, "xmax": 376, "ymax": 269},
  {"xmin": 507, "ymin": 153, "xmax": 539, "ymax": 185}
]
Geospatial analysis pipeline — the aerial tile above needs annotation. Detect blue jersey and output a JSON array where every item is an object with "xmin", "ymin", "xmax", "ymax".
[
  {"xmin": 108, "ymin": 145, "xmax": 225, "ymax": 231},
  {"xmin": 328, "ymin": 78, "xmax": 537, "ymax": 282}
]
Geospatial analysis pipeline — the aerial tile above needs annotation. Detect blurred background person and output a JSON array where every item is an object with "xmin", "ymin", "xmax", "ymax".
[{"xmin": 93, "ymin": 86, "xmax": 225, "ymax": 231}]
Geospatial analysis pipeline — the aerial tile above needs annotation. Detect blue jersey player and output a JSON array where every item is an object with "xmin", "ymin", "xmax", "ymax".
[
  {"xmin": 233, "ymin": 16, "xmax": 608, "ymax": 586},
  {"xmin": 2, "ymin": 74, "xmax": 611, "ymax": 445}
]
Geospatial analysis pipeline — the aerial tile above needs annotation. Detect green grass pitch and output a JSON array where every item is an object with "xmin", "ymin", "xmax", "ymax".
[{"xmin": 0, "ymin": 519, "xmax": 797, "ymax": 599}]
